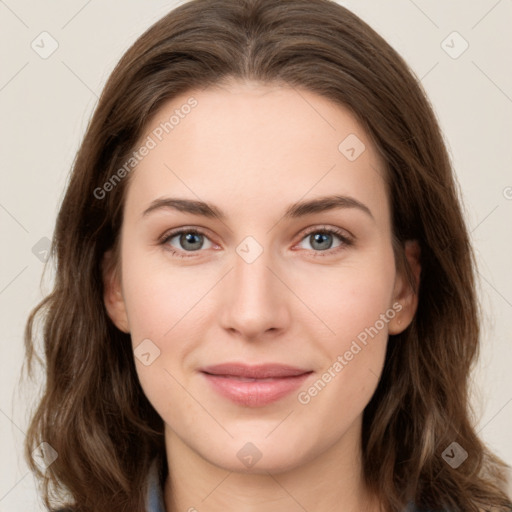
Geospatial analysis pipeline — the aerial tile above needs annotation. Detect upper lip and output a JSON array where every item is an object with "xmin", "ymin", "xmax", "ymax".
[{"xmin": 200, "ymin": 363, "xmax": 312, "ymax": 379}]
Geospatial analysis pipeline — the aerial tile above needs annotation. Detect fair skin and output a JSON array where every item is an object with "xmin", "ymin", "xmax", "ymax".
[{"xmin": 103, "ymin": 79, "xmax": 421, "ymax": 512}]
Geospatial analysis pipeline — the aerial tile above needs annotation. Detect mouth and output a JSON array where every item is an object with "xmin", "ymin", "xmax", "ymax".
[{"xmin": 199, "ymin": 363, "xmax": 313, "ymax": 407}]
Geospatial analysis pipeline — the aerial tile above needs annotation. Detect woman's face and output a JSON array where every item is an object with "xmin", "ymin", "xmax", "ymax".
[{"xmin": 104, "ymin": 79, "xmax": 418, "ymax": 473}]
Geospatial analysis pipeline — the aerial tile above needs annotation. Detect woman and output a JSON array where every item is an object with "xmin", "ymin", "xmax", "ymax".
[{"xmin": 24, "ymin": 0, "xmax": 512, "ymax": 511}]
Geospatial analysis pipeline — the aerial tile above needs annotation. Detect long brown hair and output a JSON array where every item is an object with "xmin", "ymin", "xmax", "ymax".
[{"xmin": 23, "ymin": 0, "xmax": 512, "ymax": 511}]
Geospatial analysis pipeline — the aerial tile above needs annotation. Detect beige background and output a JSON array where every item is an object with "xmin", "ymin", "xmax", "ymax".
[{"xmin": 1, "ymin": 0, "xmax": 511, "ymax": 509}]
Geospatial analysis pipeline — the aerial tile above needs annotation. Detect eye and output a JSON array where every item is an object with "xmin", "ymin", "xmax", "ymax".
[
  {"xmin": 295, "ymin": 226, "xmax": 353, "ymax": 257},
  {"xmin": 159, "ymin": 225, "xmax": 353, "ymax": 259},
  {"xmin": 160, "ymin": 228, "xmax": 215, "ymax": 258}
]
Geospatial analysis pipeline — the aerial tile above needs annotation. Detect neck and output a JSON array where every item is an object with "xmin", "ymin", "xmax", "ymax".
[{"xmin": 163, "ymin": 416, "xmax": 380, "ymax": 512}]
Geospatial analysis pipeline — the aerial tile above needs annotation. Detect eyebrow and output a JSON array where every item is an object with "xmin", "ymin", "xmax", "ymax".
[{"xmin": 141, "ymin": 194, "xmax": 374, "ymax": 221}]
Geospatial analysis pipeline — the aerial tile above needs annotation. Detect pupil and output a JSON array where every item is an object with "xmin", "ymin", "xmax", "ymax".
[
  {"xmin": 312, "ymin": 233, "xmax": 331, "ymax": 250},
  {"xmin": 182, "ymin": 232, "xmax": 202, "ymax": 251}
]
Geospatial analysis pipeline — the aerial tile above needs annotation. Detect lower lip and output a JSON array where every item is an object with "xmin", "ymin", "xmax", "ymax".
[{"xmin": 201, "ymin": 372, "xmax": 312, "ymax": 407}]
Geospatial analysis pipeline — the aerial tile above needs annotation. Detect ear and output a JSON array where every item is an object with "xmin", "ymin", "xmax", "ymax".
[
  {"xmin": 101, "ymin": 248, "xmax": 130, "ymax": 333},
  {"xmin": 388, "ymin": 240, "xmax": 421, "ymax": 335}
]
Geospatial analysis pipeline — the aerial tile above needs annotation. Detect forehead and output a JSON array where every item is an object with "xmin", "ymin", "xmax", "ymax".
[{"xmin": 124, "ymin": 80, "xmax": 389, "ymax": 225}]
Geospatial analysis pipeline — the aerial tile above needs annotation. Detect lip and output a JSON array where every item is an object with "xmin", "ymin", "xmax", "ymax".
[{"xmin": 199, "ymin": 363, "xmax": 313, "ymax": 407}]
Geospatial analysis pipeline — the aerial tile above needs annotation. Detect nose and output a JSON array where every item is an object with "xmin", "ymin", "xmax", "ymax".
[{"xmin": 218, "ymin": 241, "xmax": 291, "ymax": 341}]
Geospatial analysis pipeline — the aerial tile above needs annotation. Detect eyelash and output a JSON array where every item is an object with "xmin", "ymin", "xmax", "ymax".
[{"xmin": 158, "ymin": 226, "xmax": 353, "ymax": 260}]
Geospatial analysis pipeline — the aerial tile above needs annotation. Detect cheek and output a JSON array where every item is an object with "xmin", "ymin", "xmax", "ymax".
[
  {"xmin": 312, "ymin": 285, "xmax": 392, "ymax": 389},
  {"xmin": 291, "ymin": 250, "xmax": 396, "ymax": 411},
  {"xmin": 119, "ymin": 246, "xmax": 212, "ymax": 393},
  {"xmin": 291, "ymin": 251, "xmax": 396, "ymax": 352},
  {"xmin": 120, "ymin": 245, "xmax": 196, "ymax": 340},
  {"xmin": 119, "ymin": 250, "xmax": 199, "ymax": 421}
]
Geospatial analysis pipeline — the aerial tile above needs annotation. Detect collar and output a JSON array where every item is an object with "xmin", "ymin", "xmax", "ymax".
[{"xmin": 145, "ymin": 455, "xmax": 166, "ymax": 512}]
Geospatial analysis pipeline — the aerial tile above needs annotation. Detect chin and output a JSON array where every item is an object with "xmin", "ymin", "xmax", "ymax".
[{"xmin": 192, "ymin": 433, "xmax": 316, "ymax": 475}]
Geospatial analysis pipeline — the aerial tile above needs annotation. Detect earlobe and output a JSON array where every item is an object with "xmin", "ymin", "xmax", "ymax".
[
  {"xmin": 388, "ymin": 240, "xmax": 421, "ymax": 335},
  {"xmin": 101, "ymin": 249, "xmax": 130, "ymax": 333}
]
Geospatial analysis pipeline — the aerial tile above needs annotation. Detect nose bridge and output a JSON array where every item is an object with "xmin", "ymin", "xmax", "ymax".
[
  {"xmin": 234, "ymin": 242, "xmax": 273, "ymax": 296},
  {"xmin": 218, "ymin": 235, "xmax": 289, "ymax": 338}
]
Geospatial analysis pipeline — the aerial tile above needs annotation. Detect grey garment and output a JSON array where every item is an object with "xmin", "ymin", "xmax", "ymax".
[
  {"xmin": 144, "ymin": 456, "xmax": 432, "ymax": 512},
  {"xmin": 145, "ymin": 456, "xmax": 166, "ymax": 512}
]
